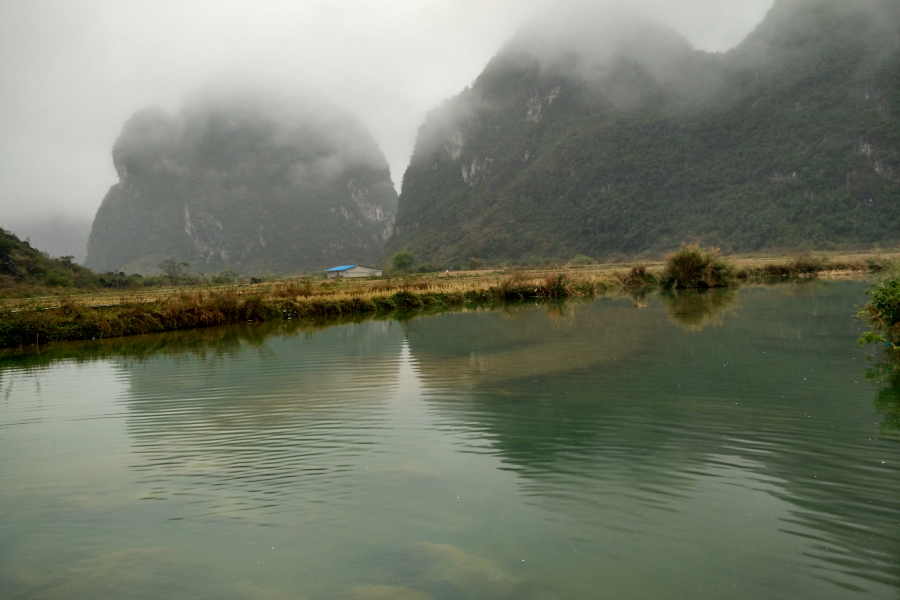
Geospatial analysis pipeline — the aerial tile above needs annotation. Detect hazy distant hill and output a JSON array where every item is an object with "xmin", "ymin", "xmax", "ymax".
[
  {"xmin": 86, "ymin": 93, "xmax": 397, "ymax": 275},
  {"xmin": 385, "ymin": 0, "xmax": 900, "ymax": 265}
]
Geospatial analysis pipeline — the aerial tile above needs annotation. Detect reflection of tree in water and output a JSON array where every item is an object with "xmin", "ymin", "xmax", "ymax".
[
  {"xmin": 659, "ymin": 288, "xmax": 739, "ymax": 331},
  {"xmin": 863, "ymin": 358, "xmax": 900, "ymax": 434}
]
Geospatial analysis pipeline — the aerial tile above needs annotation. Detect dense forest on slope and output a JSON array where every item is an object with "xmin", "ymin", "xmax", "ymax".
[
  {"xmin": 385, "ymin": 0, "xmax": 900, "ymax": 266},
  {"xmin": 87, "ymin": 93, "xmax": 397, "ymax": 275}
]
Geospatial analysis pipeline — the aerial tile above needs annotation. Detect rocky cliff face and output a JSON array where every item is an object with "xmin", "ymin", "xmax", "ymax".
[
  {"xmin": 86, "ymin": 94, "xmax": 397, "ymax": 275},
  {"xmin": 384, "ymin": 0, "xmax": 900, "ymax": 266}
]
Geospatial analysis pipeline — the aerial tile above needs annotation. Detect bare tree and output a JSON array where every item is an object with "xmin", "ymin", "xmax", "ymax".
[{"xmin": 158, "ymin": 258, "xmax": 186, "ymax": 285}]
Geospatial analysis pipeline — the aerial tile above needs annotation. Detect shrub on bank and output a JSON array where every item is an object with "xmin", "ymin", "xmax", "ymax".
[
  {"xmin": 858, "ymin": 269, "xmax": 900, "ymax": 348},
  {"xmin": 662, "ymin": 244, "xmax": 735, "ymax": 289},
  {"xmin": 618, "ymin": 264, "xmax": 656, "ymax": 288}
]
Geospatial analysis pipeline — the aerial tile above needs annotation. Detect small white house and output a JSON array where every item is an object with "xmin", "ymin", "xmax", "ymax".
[{"xmin": 325, "ymin": 265, "xmax": 382, "ymax": 278}]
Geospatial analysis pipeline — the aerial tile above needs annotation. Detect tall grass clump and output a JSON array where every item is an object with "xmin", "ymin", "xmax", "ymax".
[
  {"xmin": 496, "ymin": 269, "xmax": 532, "ymax": 300},
  {"xmin": 661, "ymin": 244, "xmax": 735, "ymax": 289},
  {"xmin": 618, "ymin": 264, "xmax": 656, "ymax": 289},
  {"xmin": 540, "ymin": 273, "xmax": 570, "ymax": 298},
  {"xmin": 736, "ymin": 253, "xmax": 843, "ymax": 281}
]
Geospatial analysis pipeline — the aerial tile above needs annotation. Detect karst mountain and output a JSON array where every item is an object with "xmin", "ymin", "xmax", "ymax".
[
  {"xmin": 86, "ymin": 93, "xmax": 397, "ymax": 275},
  {"xmin": 384, "ymin": 0, "xmax": 900, "ymax": 266}
]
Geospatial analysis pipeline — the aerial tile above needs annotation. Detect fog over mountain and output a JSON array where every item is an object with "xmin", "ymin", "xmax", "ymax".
[
  {"xmin": 86, "ymin": 91, "xmax": 397, "ymax": 275},
  {"xmin": 0, "ymin": 0, "xmax": 773, "ymax": 263},
  {"xmin": 385, "ymin": 0, "xmax": 900, "ymax": 264}
]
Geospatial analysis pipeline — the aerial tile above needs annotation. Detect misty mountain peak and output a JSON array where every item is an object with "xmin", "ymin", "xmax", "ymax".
[
  {"xmin": 489, "ymin": 4, "xmax": 694, "ymax": 87},
  {"xmin": 88, "ymin": 92, "xmax": 397, "ymax": 275},
  {"xmin": 113, "ymin": 106, "xmax": 184, "ymax": 180}
]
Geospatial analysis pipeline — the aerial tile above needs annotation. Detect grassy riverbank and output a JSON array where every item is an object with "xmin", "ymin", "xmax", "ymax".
[
  {"xmin": 0, "ymin": 251, "xmax": 892, "ymax": 350},
  {"xmin": 0, "ymin": 270, "xmax": 583, "ymax": 349}
]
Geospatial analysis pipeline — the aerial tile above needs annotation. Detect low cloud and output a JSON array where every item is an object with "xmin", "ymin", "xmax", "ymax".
[{"xmin": 0, "ymin": 0, "xmax": 774, "ymax": 238}]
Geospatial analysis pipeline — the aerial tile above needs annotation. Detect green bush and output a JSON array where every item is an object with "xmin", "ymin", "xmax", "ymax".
[
  {"xmin": 43, "ymin": 271, "xmax": 74, "ymax": 287},
  {"xmin": 392, "ymin": 251, "xmax": 414, "ymax": 273},
  {"xmin": 467, "ymin": 257, "xmax": 486, "ymax": 270},
  {"xmin": 867, "ymin": 277, "xmax": 900, "ymax": 328},
  {"xmin": 662, "ymin": 244, "xmax": 735, "ymax": 289},
  {"xmin": 390, "ymin": 290, "xmax": 423, "ymax": 310},
  {"xmin": 571, "ymin": 254, "xmax": 593, "ymax": 265},
  {"xmin": 858, "ymin": 273, "xmax": 900, "ymax": 348}
]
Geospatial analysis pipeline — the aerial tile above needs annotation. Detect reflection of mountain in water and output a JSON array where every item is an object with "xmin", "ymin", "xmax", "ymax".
[
  {"xmin": 406, "ymin": 282, "xmax": 899, "ymax": 592},
  {"xmin": 27, "ymin": 282, "xmax": 895, "ymax": 592},
  {"xmin": 405, "ymin": 298, "xmax": 670, "ymax": 388},
  {"xmin": 117, "ymin": 321, "xmax": 405, "ymax": 518},
  {"xmin": 405, "ymin": 298, "xmax": 698, "ymax": 501}
]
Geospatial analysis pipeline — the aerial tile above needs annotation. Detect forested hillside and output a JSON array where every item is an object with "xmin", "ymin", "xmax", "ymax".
[
  {"xmin": 87, "ymin": 93, "xmax": 398, "ymax": 275},
  {"xmin": 1, "ymin": 228, "xmax": 98, "ymax": 290},
  {"xmin": 385, "ymin": 0, "xmax": 900, "ymax": 266}
]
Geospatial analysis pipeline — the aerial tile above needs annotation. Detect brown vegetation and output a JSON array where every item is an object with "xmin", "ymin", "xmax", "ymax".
[
  {"xmin": 0, "ymin": 252, "xmax": 891, "ymax": 350},
  {"xmin": 662, "ymin": 245, "xmax": 735, "ymax": 289}
]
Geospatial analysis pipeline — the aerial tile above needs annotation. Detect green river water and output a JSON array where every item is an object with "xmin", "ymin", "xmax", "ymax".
[{"xmin": 1, "ymin": 281, "xmax": 898, "ymax": 599}]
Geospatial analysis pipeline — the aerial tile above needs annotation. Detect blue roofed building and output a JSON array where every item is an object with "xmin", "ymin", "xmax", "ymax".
[{"xmin": 325, "ymin": 265, "xmax": 382, "ymax": 278}]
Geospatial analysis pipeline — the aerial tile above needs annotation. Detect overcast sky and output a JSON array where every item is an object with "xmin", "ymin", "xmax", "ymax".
[{"xmin": 0, "ymin": 0, "xmax": 773, "ymax": 258}]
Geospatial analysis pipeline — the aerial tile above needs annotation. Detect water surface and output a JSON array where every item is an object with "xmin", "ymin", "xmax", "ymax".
[{"xmin": 1, "ymin": 281, "xmax": 898, "ymax": 599}]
